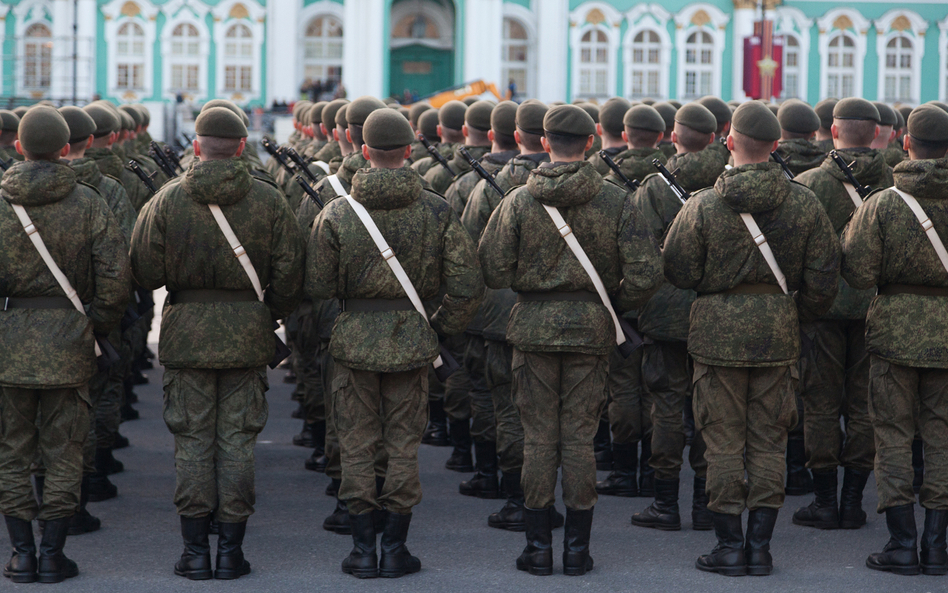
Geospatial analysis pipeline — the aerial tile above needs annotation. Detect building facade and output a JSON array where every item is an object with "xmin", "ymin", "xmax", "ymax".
[{"xmin": 3, "ymin": 0, "xmax": 948, "ymax": 107}]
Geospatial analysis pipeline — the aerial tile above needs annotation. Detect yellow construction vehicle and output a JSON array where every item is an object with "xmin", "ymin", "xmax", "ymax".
[{"xmin": 410, "ymin": 80, "xmax": 505, "ymax": 108}]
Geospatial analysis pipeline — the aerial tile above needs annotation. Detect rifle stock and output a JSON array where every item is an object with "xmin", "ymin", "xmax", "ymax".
[
  {"xmin": 829, "ymin": 150, "xmax": 873, "ymax": 198},
  {"xmin": 652, "ymin": 158, "xmax": 690, "ymax": 203},
  {"xmin": 128, "ymin": 160, "xmax": 158, "ymax": 195},
  {"xmin": 599, "ymin": 150, "xmax": 641, "ymax": 193}
]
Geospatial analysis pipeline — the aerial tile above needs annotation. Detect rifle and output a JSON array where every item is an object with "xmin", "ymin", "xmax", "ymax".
[
  {"xmin": 829, "ymin": 150, "xmax": 873, "ymax": 199},
  {"xmin": 599, "ymin": 150, "xmax": 640, "ymax": 193},
  {"xmin": 458, "ymin": 146, "xmax": 504, "ymax": 196},
  {"xmin": 261, "ymin": 136, "xmax": 293, "ymax": 174},
  {"xmin": 181, "ymin": 132, "xmax": 194, "ymax": 145},
  {"xmin": 163, "ymin": 144, "xmax": 183, "ymax": 172},
  {"xmin": 417, "ymin": 132, "xmax": 454, "ymax": 176},
  {"xmin": 771, "ymin": 151, "xmax": 795, "ymax": 180},
  {"xmin": 0, "ymin": 157, "xmax": 12, "ymax": 171},
  {"xmin": 294, "ymin": 175, "xmax": 324, "ymax": 209},
  {"xmin": 652, "ymin": 158, "xmax": 690, "ymax": 203},
  {"xmin": 149, "ymin": 141, "xmax": 177, "ymax": 178},
  {"xmin": 128, "ymin": 160, "xmax": 158, "ymax": 195},
  {"xmin": 284, "ymin": 147, "xmax": 321, "ymax": 186}
]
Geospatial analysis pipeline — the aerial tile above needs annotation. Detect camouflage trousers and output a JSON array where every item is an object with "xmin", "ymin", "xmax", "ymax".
[
  {"xmin": 80, "ymin": 329, "xmax": 133, "ymax": 473},
  {"xmin": 333, "ymin": 364, "xmax": 427, "ymax": 516},
  {"xmin": 162, "ymin": 367, "xmax": 269, "ymax": 522},
  {"xmin": 868, "ymin": 356, "xmax": 948, "ymax": 512},
  {"xmin": 799, "ymin": 320, "xmax": 874, "ymax": 473},
  {"xmin": 428, "ymin": 333, "xmax": 472, "ymax": 423},
  {"xmin": 293, "ymin": 301, "xmax": 326, "ymax": 425},
  {"xmin": 643, "ymin": 341, "xmax": 707, "ymax": 480},
  {"xmin": 320, "ymin": 342, "xmax": 342, "ymax": 480},
  {"xmin": 512, "ymin": 349, "xmax": 608, "ymax": 511},
  {"xmin": 607, "ymin": 345, "xmax": 651, "ymax": 445},
  {"xmin": 0, "ymin": 386, "xmax": 89, "ymax": 521},
  {"xmin": 464, "ymin": 334, "xmax": 496, "ymax": 443},
  {"xmin": 693, "ymin": 363, "xmax": 798, "ymax": 515},
  {"xmin": 486, "ymin": 339, "xmax": 523, "ymax": 474}
]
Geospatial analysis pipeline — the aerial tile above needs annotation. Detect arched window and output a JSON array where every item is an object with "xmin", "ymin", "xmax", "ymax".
[
  {"xmin": 578, "ymin": 28, "xmax": 610, "ymax": 98},
  {"xmin": 303, "ymin": 15, "xmax": 343, "ymax": 88},
  {"xmin": 23, "ymin": 23, "xmax": 52, "ymax": 91},
  {"xmin": 781, "ymin": 35, "xmax": 801, "ymax": 99},
  {"xmin": 115, "ymin": 22, "xmax": 146, "ymax": 90},
  {"xmin": 826, "ymin": 33, "xmax": 856, "ymax": 98},
  {"xmin": 223, "ymin": 23, "xmax": 253, "ymax": 92},
  {"xmin": 629, "ymin": 29, "xmax": 662, "ymax": 98},
  {"xmin": 502, "ymin": 17, "xmax": 532, "ymax": 101},
  {"xmin": 169, "ymin": 23, "xmax": 201, "ymax": 93},
  {"xmin": 682, "ymin": 31, "xmax": 714, "ymax": 99},
  {"xmin": 883, "ymin": 35, "xmax": 914, "ymax": 103}
]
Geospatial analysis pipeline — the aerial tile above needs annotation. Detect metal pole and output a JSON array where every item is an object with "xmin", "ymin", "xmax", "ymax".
[{"xmin": 72, "ymin": 0, "xmax": 78, "ymax": 104}]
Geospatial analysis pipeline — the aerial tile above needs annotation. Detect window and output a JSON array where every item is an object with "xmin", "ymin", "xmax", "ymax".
[
  {"xmin": 23, "ymin": 23, "xmax": 52, "ymax": 91},
  {"xmin": 578, "ymin": 28, "xmax": 610, "ymax": 98},
  {"xmin": 303, "ymin": 15, "xmax": 343, "ymax": 87},
  {"xmin": 169, "ymin": 23, "xmax": 202, "ymax": 93},
  {"xmin": 629, "ymin": 29, "xmax": 662, "ymax": 98},
  {"xmin": 115, "ymin": 22, "xmax": 146, "ymax": 90},
  {"xmin": 781, "ymin": 35, "xmax": 801, "ymax": 99},
  {"xmin": 682, "ymin": 31, "xmax": 714, "ymax": 98},
  {"xmin": 223, "ymin": 24, "xmax": 253, "ymax": 92},
  {"xmin": 502, "ymin": 17, "xmax": 532, "ymax": 100},
  {"xmin": 883, "ymin": 35, "xmax": 914, "ymax": 103},
  {"xmin": 826, "ymin": 34, "xmax": 856, "ymax": 98}
]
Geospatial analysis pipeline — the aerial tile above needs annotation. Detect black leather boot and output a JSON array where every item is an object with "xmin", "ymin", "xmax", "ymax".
[
  {"xmin": 325, "ymin": 477, "xmax": 341, "ymax": 498},
  {"xmin": 445, "ymin": 420, "xmax": 474, "ymax": 472},
  {"xmin": 696, "ymin": 512, "xmax": 746, "ymax": 577},
  {"xmin": 785, "ymin": 436, "xmax": 813, "ymax": 496},
  {"xmin": 489, "ymin": 472, "xmax": 526, "ymax": 531},
  {"xmin": 87, "ymin": 449, "xmax": 118, "ymax": 503},
  {"xmin": 921, "ymin": 508, "xmax": 948, "ymax": 576},
  {"xmin": 174, "ymin": 515, "xmax": 212, "ymax": 580},
  {"xmin": 631, "ymin": 478, "xmax": 681, "ymax": 530},
  {"xmin": 745, "ymin": 508, "xmax": 778, "ymax": 576},
  {"xmin": 113, "ymin": 431, "xmax": 129, "ymax": 449},
  {"xmin": 68, "ymin": 475, "xmax": 101, "ymax": 535},
  {"xmin": 913, "ymin": 439, "xmax": 924, "ymax": 495},
  {"xmin": 215, "ymin": 521, "xmax": 251, "ymax": 579},
  {"xmin": 516, "ymin": 507, "xmax": 553, "ymax": 576},
  {"xmin": 866, "ymin": 504, "xmax": 919, "ymax": 575},
  {"xmin": 379, "ymin": 512, "xmax": 421, "ymax": 578},
  {"xmin": 342, "ymin": 513, "xmax": 378, "ymax": 578},
  {"xmin": 100, "ymin": 447, "xmax": 124, "ymax": 475},
  {"xmin": 305, "ymin": 450, "xmax": 328, "ymax": 472},
  {"xmin": 291, "ymin": 401, "xmax": 304, "ymax": 419},
  {"xmin": 792, "ymin": 470, "xmax": 839, "ymax": 529},
  {"xmin": 459, "ymin": 440, "xmax": 499, "ymax": 498},
  {"xmin": 422, "ymin": 399, "xmax": 449, "ymax": 446},
  {"xmin": 596, "ymin": 442, "xmax": 638, "ymax": 497},
  {"xmin": 692, "ymin": 477, "xmax": 712, "ymax": 531},
  {"xmin": 594, "ymin": 419, "xmax": 612, "ymax": 471},
  {"xmin": 639, "ymin": 438, "xmax": 655, "ymax": 497},
  {"xmin": 3, "ymin": 516, "xmax": 37, "ymax": 583},
  {"xmin": 324, "ymin": 497, "xmax": 351, "ymax": 535},
  {"xmin": 36, "ymin": 518, "xmax": 78, "ymax": 583},
  {"xmin": 293, "ymin": 422, "xmax": 317, "ymax": 447},
  {"xmin": 551, "ymin": 506, "xmax": 565, "ymax": 529},
  {"xmin": 839, "ymin": 467, "xmax": 870, "ymax": 529},
  {"xmin": 563, "ymin": 507, "xmax": 594, "ymax": 576}
]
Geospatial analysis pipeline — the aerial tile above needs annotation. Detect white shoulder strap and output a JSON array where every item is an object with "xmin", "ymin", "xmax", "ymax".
[
  {"xmin": 541, "ymin": 205, "xmax": 627, "ymax": 348},
  {"xmin": 326, "ymin": 174, "xmax": 346, "ymax": 198},
  {"xmin": 207, "ymin": 204, "xmax": 265, "ymax": 302},
  {"xmin": 843, "ymin": 183, "xmax": 864, "ymax": 209},
  {"xmin": 739, "ymin": 213, "xmax": 789, "ymax": 294},
  {"xmin": 313, "ymin": 161, "xmax": 330, "ymax": 174},
  {"xmin": 891, "ymin": 187, "xmax": 948, "ymax": 274},
  {"xmin": 11, "ymin": 203, "xmax": 101, "ymax": 356}
]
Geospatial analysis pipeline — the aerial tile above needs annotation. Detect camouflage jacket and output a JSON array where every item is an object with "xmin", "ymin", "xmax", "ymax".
[
  {"xmin": 131, "ymin": 157, "xmax": 304, "ymax": 369},
  {"xmin": 602, "ymin": 147, "xmax": 666, "ymax": 191},
  {"xmin": 444, "ymin": 149, "xmax": 517, "ymax": 215},
  {"xmin": 775, "ymin": 138, "xmax": 826, "ymax": 176},
  {"xmin": 424, "ymin": 144, "xmax": 491, "ymax": 195},
  {"xmin": 120, "ymin": 143, "xmax": 170, "ymax": 189},
  {"xmin": 306, "ymin": 166, "xmax": 484, "ymax": 372},
  {"xmin": 587, "ymin": 146, "xmax": 625, "ymax": 177},
  {"xmin": 479, "ymin": 161, "xmax": 663, "ymax": 355},
  {"xmin": 795, "ymin": 148, "xmax": 893, "ymax": 319},
  {"xmin": 0, "ymin": 160, "xmax": 130, "ymax": 387},
  {"xmin": 409, "ymin": 141, "xmax": 428, "ymax": 164},
  {"xmin": 297, "ymin": 151, "xmax": 368, "ymax": 235},
  {"xmin": 69, "ymin": 157, "xmax": 137, "ymax": 241},
  {"xmin": 703, "ymin": 140, "xmax": 731, "ymax": 175},
  {"xmin": 659, "ymin": 142, "xmax": 676, "ymax": 159},
  {"xmin": 411, "ymin": 141, "xmax": 455, "ymax": 178},
  {"xmin": 314, "ymin": 140, "xmax": 342, "ymax": 165},
  {"xmin": 584, "ymin": 135, "xmax": 602, "ymax": 159},
  {"xmin": 841, "ymin": 157, "xmax": 948, "ymax": 368},
  {"xmin": 301, "ymin": 138, "xmax": 328, "ymax": 160},
  {"xmin": 664, "ymin": 163, "xmax": 840, "ymax": 367},
  {"xmin": 87, "ymin": 147, "xmax": 153, "ymax": 213},
  {"xmin": 0, "ymin": 145, "xmax": 20, "ymax": 164},
  {"xmin": 884, "ymin": 140, "xmax": 907, "ymax": 168},
  {"xmin": 284, "ymin": 160, "xmax": 333, "ymax": 215},
  {"xmin": 813, "ymin": 138, "xmax": 835, "ymax": 153}
]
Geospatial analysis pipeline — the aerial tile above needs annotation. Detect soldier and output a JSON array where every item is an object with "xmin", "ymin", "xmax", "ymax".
[
  {"xmin": 653, "ymin": 102, "xmax": 679, "ymax": 158},
  {"xmin": 697, "ymin": 96, "xmax": 732, "ymax": 172},
  {"xmin": 306, "ymin": 108, "xmax": 483, "ymax": 579},
  {"xmin": 577, "ymin": 102, "xmax": 602, "ymax": 158},
  {"xmin": 312, "ymin": 98, "xmax": 348, "ymax": 166},
  {"xmin": 413, "ymin": 108, "xmax": 441, "ymax": 168},
  {"xmin": 775, "ymin": 100, "xmax": 826, "ymax": 176},
  {"xmin": 870, "ymin": 102, "xmax": 899, "ymax": 165},
  {"xmin": 586, "ymin": 97, "xmax": 630, "ymax": 176},
  {"xmin": 408, "ymin": 102, "xmax": 433, "ymax": 163},
  {"xmin": 0, "ymin": 106, "xmax": 130, "ymax": 582},
  {"xmin": 663, "ymin": 102, "xmax": 839, "ymax": 576},
  {"xmin": 603, "ymin": 104, "xmax": 668, "ymax": 187},
  {"xmin": 130, "ymin": 107, "xmax": 304, "ymax": 580},
  {"xmin": 479, "ymin": 104, "xmax": 663, "ymax": 576},
  {"xmin": 793, "ymin": 98, "xmax": 892, "ymax": 533},
  {"xmin": 412, "ymin": 100, "xmax": 465, "ymax": 178},
  {"xmin": 426, "ymin": 100, "xmax": 494, "ymax": 196},
  {"xmin": 840, "ymin": 104, "xmax": 948, "ymax": 576},
  {"xmin": 885, "ymin": 108, "xmax": 908, "ymax": 168},
  {"xmin": 84, "ymin": 103, "xmax": 153, "ymax": 214},
  {"xmin": 813, "ymin": 98, "xmax": 838, "ymax": 152},
  {"xmin": 0, "ymin": 110, "xmax": 20, "ymax": 163},
  {"xmin": 301, "ymin": 101, "xmax": 329, "ymax": 159}
]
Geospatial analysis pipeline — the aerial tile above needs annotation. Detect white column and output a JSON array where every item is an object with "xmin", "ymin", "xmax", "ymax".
[
  {"xmin": 536, "ymin": 0, "xmax": 568, "ymax": 103},
  {"xmin": 731, "ymin": 6, "xmax": 755, "ymax": 102},
  {"xmin": 267, "ymin": 0, "xmax": 300, "ymax": 104},
  {"xmin": 342, "ymin": 0, "xmax": 385, "ymax": 98},
  {"xmin": 50, "ymin": 0, "xmax": 73, "ymax": 99},
  {"xmin": 463, "ymin": 0, "xmax": 503, "ymax": 84},
  {"xmin": 76, "ymin": 0, "xmax": 96, "ymax": 101}
]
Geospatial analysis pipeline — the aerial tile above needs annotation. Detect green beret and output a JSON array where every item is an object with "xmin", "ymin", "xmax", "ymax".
[
  {"xmin": 19, "ymin": 106, "xmax": 70, "ymax": 155},
  {"xmin": 12, "ymin": 106, "xmax": 29, "ymax": 119},
  {"xmin": 292, "ymin": 100, "xmax": 312, "ymax": 123},
  {"xmin": 897, "ymin": 105, "xmax": 913, "ymax": 125},
  {"xmin": 667, "ymin": 100, "xmax": 682, "ymax": 109},
  {"xmin": 599, "ymin": 97, "xmax": 631, "ymax": 137},
  {"xmin": 516, "ymin": 99, "xmax": 548, "ymax": 136},
  {"xmin": 908, "ymin": 105, "xmax": 948, "ymax": 143},
  {"xmin": 491, "ymin": 101, "xmax": 517, "ymax": 137},
  {"xmin": 195, "ymin": 106, "xmax": 248, "ymax": 139},
  {"xmin": 363, "ymin": 108, "xmax": 415, "ymax": 150},
  {"xmin": 652, "ymin": 102, "xmax": 678, "ymax": 130},
  {"xmin": 578, "ymin": 102, "xmax": 599, "ymax": 124},
  {"xmin": 397, "ymin": 106, "xmax": 410, "ymax": 121},
  {"xmin": 465, "ymin": 100, "xmax": 494, "ymax": 132},
  {"xmin": 308, "ymin": 101, "xmax": 328, "ymax": 126},
  {"xmin": 202, "ymin": 98, "xmax": 248, "ymax": 127},
  {"xmin": 134, "ymin": 104, "xmax": 150, "ymax": 127},
  {"xmin": 777, "ymin": 99, "xmax": 820, "ymax": 134},
  {"xmin": 346, "ymin": 96, "xmax": 387, "ymax": 126},
  {"xmin": 119, "ymin": 104, "xmax": 142, "ymax": 128},
  {"xmin": 544, "ymin": 104, "xmax": 596, "ymax": 137},
  {"xmin": 640, "ymin": 98, "xmax": 656, "ymax": 106},
  {"xmin": 732, "ymin": 101, "xmax": 781, "ymax": 142},
  {"xmin": 727, "ymin": 100, "xmax": 742, "ymax": 108},
  {"xmin": 834, "ymin": 97, "xmax": 880, "ymax": 123},
  {"xmin": 439, "ymin": 100, "xmax": 467, "ymax": 131},
  {"xmin": 321, "ymin": 99, "xmax": 349, "ymax": 131},
  {"xmin": 335, "ymin": 104, "xmax": 348, "ymax": 129},
  {"xmin": 383, "ymin": 97, "xmax": 399, "ymax": 105},
  {"xmin": 409, "ymin": 102, "xmax": 431, "ymax": 126},
  {"xmin": 418, "ymin": 109, "xmax": 440, "ymax": 139},
  {"xmin": 119, "ymin": 110, "xmax": 135, "ymax": 131},
  {"xmin": 697, "ymin": 96, "xmax": 731, "ymax": 126},
  {"xmin": 674, "ymin": 103, "xmax": 716, "ymax": 135},
  {"xmin": 0, "ymin": 110, "xmax": 19, "ymax": 133},
  {"xmin": 926, "ymin": 101, "xmax": 948, "ymax": 114},
  {"xmin": 623, "ymin": 104, "xmax": 666, "ymax": 133},
  {"xmin": 58, "ymin": 106, "xmax": 97, "ymax": 144},
  {"xmin": 894, "ymin": 107, "xmax": 905, "ymax": 131},
  {"xmin": 814, "ymin": 98, "xmax": 838, "ymax": 129},
  {"xmin": 462, "ymin": 96, "xmax": 479, "ymax": 107},
  {"xmin": 767, "ymin": 103, "xmax": 780, "ymax": 117},
  {"xmin": 872, "ymin": 102, "xmax": 897, "ymax": 127},
  {"xmin": 82, "ymin": 104, "xmax": 118, "ymax": 137}
]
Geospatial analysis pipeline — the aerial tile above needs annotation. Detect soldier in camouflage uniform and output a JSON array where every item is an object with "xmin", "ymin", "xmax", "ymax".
[
  {"xmin": 0, "ymin": 110, "xmax": 20, "ymax": 164},
  {"xmin": 653, "ymin": 102, "xmax": 679, "ymax": 159},
  {"xmin": 264, "ymin": 101, "xmax": 311, "ymax": 177},
  {"xmin": 664, "ymin": 102, "xmax": 839, "ymax": 576},
  {"xmin": 411, "ymin": 100, "xmax": 465, "ymax": 179},
  {"xmin": 84, "ymin": 103, "xmax": 153, "ymax": 215},
  {"xmin": 0, "ymin": 106, "xmax": 130, "ymax": 583},
  {"xmin": 586, "ymin": 97, "xmax": 631, "ymax": 177},
  {"xmin": 793, "ymin": 98, "xmax": 893, "ymax": 532},
  {"xmin": 131, "ymin": 108, "xmax": 304, "ymax": 580},
  {"xmin": 870, "ymin": 102, "xmax": 899, "ymax": 160},
  {"xmin": 697, "ymin": 96, "xmax": 733, "ymax": 173},
  {"xmin": 407, "ymin": 102, "xmax": 433, "ymax": 163},
  {"xmin": 841, "ymin": 104, "xmax": 948, "ymax": 576},
  {"xmin": 577, "ymin": 103, "xmax": 602, "ymax": 159},
  {"xmin": 813, "ymin": 98, "xmax": 838, "ymax": 153},
  {"xmin": 300, "ymin": 101, "xmax": 329, "ymax": 160},
  {"xmin": 774, "ymin": 100, "xmax": 826, "ymax": 176},
  {"xmin": 426, "ymin": 100, "xmax": 493, "ymax": 196},
  {"xmin": 306, "ymin": 109, "xmax": 483, "ymax": 579},
  {"xmin": 480, "ymin": 105, "xmax": 663, "ymax": 576}
]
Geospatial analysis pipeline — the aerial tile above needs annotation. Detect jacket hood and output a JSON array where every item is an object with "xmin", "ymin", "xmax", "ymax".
[
  {"xmin": 339, "ymin": 152, "xmax": 368, "ymax": 185},
  {"xmin": 615, "ymin": 147, "xmax": 665, "ymax": 183},
  {"xmin": 894, "ymin": 156, "xmax": 948, "ymax": 201},
  {"xmin": 182, "ymin": 157, "xmax": 252, "ymax": 205},
  {"xmin": 714, "ymin": 162, "xmax": 790, "ymax": 214},
  {"xmin": 527, "ymin": 161, "xmax": 602, "ymax": 208},
  {"xmin": 350, "ymin": 166, "xmax": 422, "ymax": 210},
  {"xmin": 666, "ymin": 150, "xmax": 722, "ymax": 193},
  {"xmin": 819, "ymin": 148, "xmax": 890, "ymax": 187},
  {"xmin": 69, "ymin": 157, "xmax": 103, "ymax": 187},
  {"xmin": 776, "ymin": 139, "xmax": 826, "ymax": 170},
  {"xmin": 483, "ymin": 149, "xmax": 519, "ymax": 167},
  {"xmin": 1, "ymin": 160, "xmax": 77, "ymax": 206},
  {"xmin": 86, "ymin": 147, "xmax": 125, "ymax": 179}
]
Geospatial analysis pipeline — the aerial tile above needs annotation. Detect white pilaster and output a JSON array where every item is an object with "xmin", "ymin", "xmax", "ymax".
[
  {"xmin": 463, "ymin": 0, "xmax": 503, "ymax": 85},
  {"xmin": 537, "ymin": 0, "xmax": 568, "ymax": 103},
  {"xmin": 342, "ymin": 0, "xmax": 385, "ymax": 98},
  {"xmin": 50, "ymin": 0, "xmax": 73, "ymax": 99},
  {"xmin": 731, "ymin": 7, "xmax": 755, "ymax": 102},
  {"xmin": 267, "ymin": 0, "xmax": 300, "ymax": 104},
  {"xmin": 76, "ymin": 0, "xmax": 96, "ymax": 101}
]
